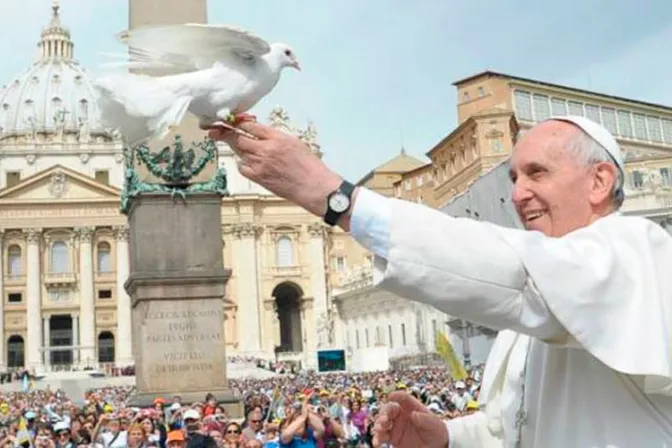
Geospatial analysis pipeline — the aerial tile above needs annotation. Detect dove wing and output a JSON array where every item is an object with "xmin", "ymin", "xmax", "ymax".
[{"xmin": 111, "ymin": 23, "xmax": 272, "ymax": 73}]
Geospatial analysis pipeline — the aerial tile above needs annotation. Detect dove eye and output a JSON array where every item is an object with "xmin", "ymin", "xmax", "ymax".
[{"xmin": 284, "ymin": 49, "xmax": 292, "ymax": 56}]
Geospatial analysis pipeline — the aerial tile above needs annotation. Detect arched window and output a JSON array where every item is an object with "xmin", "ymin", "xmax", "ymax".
[
  {"xmin": 98, "ymin": 332, "xmax": 115, "ymax": 363},
  {"xmin": 276, "ymin": 236, "xmax": 293, "ymax": 267},
  {"xmin": 97, "ymin": 242, "xmax": 111, "ymax": 273},
  {"xmin": 78, "ymin": 99, "xmax": 88, "ymax": 121},
  {"xmin": 7, "ymin": 245, "xmax": 22, "ymax": 276},
  {"xmin": 50, "ymin": 241, "xmax": 68, "ymax": 273},
  {"xmin": 7, "ymin": 335, "xmax": 24, "ymax": 368}
]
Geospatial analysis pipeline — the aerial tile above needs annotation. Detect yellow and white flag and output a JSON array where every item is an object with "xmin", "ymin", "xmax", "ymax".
[{"xmin": 435, "ymin": 331, "xmax": 468, "ymax": 380}]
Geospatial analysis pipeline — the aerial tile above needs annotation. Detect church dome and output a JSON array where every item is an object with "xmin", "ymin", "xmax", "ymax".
[{"xmin": 0, "ymin": 3, "xmax": 107, "ymax": 142}]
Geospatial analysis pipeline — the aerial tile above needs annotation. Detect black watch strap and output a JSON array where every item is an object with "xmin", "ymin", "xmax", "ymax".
[{"xmin": 323, "ymin": 180, "xmax": 355, "ymax": 226}]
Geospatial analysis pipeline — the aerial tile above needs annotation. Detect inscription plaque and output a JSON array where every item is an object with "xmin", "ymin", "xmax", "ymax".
[{"xmin": 136, "ymin": 300, "xmax": 226, "ymax": 393}]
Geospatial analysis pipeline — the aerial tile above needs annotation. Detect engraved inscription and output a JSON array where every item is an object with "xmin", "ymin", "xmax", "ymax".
[{"xmin": 143, "ymin": 305, "xmax": 224, "ymax": 376}]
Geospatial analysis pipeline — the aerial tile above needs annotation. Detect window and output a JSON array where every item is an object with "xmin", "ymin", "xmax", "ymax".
[
  {"xmin": 617, "ymin": 110, "xmax": 633, "ymax": 138},
  {"xmin": 432, "ymin": 319, "xmax": 438, "ymax": 346},
  {"xmin": 662, "ymin": 119, "xmax": 672, "ymax": 143},
  {"xmin": 79, "ymin": 99, "xmax": 89, "ymax": 121},
  {"xmin": 647, "ymin": 116, "xmax": 663, "ymax": 142},
  {"xmin": 633, "ymin": 114, "xmax": 647, "ymax": 140},
  {"xmin": 550, "ymin": 98, "xmax": 567, "ymax": 116},
  {"xmin": 375, "ymin": 326, "xmax": 382, "ymax": 344},
  {"xmin": 585, "ymin": 104, "xmax": 600, "ymax": 123},
  {"xmin": 98, "ymin": 289, "xmax": 112, "ymax": 299},
  {"xmin": 7, "ymin": 293, "xmax": 21, "ymax": 303},
  {"xmin": 490, "ymin": 138, "xmax": 504, "ymax": 153},
  {"xmin": 335, "ymin": 257, "xmax": 345, "ymax": 272},
  {"xmin": 632, "ymin": 170, "xmax": 644, "ymax": 189},
  {"xmin": 94, "ymin": 170, "xmax": 109, "ymax": 185},
  {"xmin": 356, "ymin": 330, "xmax": 360, "ymax": 349},
  {"xmin": 276, "ymin": 236, "xmax": 293, "ymax": 266},
  {"xmin": 98, "ymin": 332, "xmax": 115, "ymax": 363},
  {"xmin": 404, "ymin": 179, "xmax": 411, "ymax": 191},
  {"xmin": 417, "ymin": 175, "xmax": 423, "ymax": 187},
  {"xmin": 601, "ymin": 108, "xmax": 617, "ymax": 135},
  {"xmin": 365, "ymin": 329, "xmax": 369, "ymax": 347},
  {"xmin": 5, "ymin": 172, "xmax": 20, "ymax": 188},
  {"xmin": 50, "ymin": 241, "xmax": 68, "ymax": 273},
  {"xmin": 401, "ymin": 323, "xmax": 407, "ymax": 346},
  {"xmin": 463, "ymin": 92, "xmax": 470, "ymax": 102},
  {"xmin": 661, "ymin": 168, "xmax": 671, "ymax": 186},
  {"xmin": 532, "ymin": 95, "xmax": 550, "ymax": 121},
  {"xmin": 568, "ymin": 101, "xmax": 584, "ymax": 116},
  {"xmin": 7, "ymin": 245, "xmax": 21, "ymax": 276},
  {"xmin": 514, "ymin": 90, "xmax": 533, "ymax": 121},
  {"xmin": 7, "ymin": 336, "xmax": 24, "ymax": 368},
  {"xmin": 388, "ymin": 325, "xmax": 393, "ymax": 348},
  {"xmin": 97, "ymin": 242, "xmax": 111, "ymax": 272}
]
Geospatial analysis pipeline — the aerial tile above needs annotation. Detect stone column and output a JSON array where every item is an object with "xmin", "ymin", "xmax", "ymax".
[
  {"xmin": 307, "ymin": 223, "xmax": 329, "ymax": 349},
  {"xmin": 0, "ymin": 230, "xmax": 5, "ymax": 370},
  {"xmin": 24, "ymin": 229, "xmax": 43, "ymax": 371},
  {"xmin": 233, "ymin": 223, "xmax": 262, "ymax": 354},
  {"xmin": 76, "ymin": 227, "xmax": 96, "ymax": 365},
  {"xmin": 42, "ymin": 316, "xmax": 50, "ymax": 370},
  {"xmin": 72, "ymin": 314, "xmax": 80, "ymax": 365},
  {"xmin": 114, "ymin": 226, "xmax": 133, "ymax": 366}
]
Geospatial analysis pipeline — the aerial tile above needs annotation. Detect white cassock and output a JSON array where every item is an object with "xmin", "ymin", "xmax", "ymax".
[{"xmin": 350, "ymin": 188, "xmax": 672, "ymax": 448}]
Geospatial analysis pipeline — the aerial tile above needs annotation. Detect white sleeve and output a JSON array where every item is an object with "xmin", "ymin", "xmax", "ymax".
[
  {"xmin": 349, "ymin": 187, "xmax": 563, "ymax": 341},
  {"xmin": 446, "ymin": 412, "xmax": 503, "ymax": 448}
]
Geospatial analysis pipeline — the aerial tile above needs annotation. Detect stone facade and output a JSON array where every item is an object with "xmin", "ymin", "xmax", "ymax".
[{"xmin": 0, "ymin": 3, "xmax": 352, "ymax": 373}]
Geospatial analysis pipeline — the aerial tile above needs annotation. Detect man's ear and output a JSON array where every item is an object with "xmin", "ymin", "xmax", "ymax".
[{"xmin": 589, "ymin": 162, "xmax": 619, "ymax": 207}]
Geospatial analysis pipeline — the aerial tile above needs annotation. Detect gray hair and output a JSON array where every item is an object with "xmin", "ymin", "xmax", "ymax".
[{"xmin": 564, "ymin": 130, "xmax": 625, "ymax": 209}]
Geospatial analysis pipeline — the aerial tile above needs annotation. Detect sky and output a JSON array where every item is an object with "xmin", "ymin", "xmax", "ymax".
[{"xmin": 1, "ymin": 0, "xmax": 672, "ymax": 181}]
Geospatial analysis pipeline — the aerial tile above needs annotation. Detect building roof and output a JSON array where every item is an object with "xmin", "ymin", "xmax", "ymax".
[
  {"xmin": 0, "ymin": 4, "xmax": 106, "ymax": 140},
  {"xmin": 452, "ymin": 70, "xmax": 672, "ymax": 113},
  {"xmin": 357, "ymin": 150, "xmax": 426, "ymax": 185}
]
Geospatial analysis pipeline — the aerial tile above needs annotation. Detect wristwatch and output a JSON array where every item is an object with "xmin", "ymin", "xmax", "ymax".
[{"xmin": 323, "ymin": 180, "xmax": 356, "ymax": 226}]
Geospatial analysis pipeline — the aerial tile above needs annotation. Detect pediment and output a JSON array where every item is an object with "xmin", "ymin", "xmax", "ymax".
[{"xmin": 0, "ymin": 165, "xmax": 120, "ymax": 202}]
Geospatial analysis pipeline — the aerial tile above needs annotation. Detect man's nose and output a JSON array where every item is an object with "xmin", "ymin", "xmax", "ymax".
[{"xmin": 511, "ymin": 180, "xmax": 533, "ymax": 206}]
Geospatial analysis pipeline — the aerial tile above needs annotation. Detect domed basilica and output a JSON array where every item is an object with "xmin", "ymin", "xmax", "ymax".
[{"xmin": 0, "ymin": 3, "xmax": 360, "ymax": 374}]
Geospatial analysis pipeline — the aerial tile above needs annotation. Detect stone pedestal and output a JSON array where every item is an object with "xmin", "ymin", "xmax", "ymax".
[{"xmin": 125, "ymin": 193, "xmax": 242, "ymax": 416}]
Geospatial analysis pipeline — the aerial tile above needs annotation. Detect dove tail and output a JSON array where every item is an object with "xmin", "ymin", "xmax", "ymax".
[{"xmin": 92, "ymin": 74, "xmax": 192, "ymax": 147}]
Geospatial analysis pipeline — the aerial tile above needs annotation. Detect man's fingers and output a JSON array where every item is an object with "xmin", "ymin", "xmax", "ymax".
[
  {"xmin": 210, "ymin": 129, "xmax": 264, "ymax": 155},
  {"xmin": 236, "ymin": 120, "xmax": 275, "ymax": 139},
  {"xmin": 372, "ymin": 415, "xmax": 392, "ymax": 448},
  {"xmin": 388, "ymin": 391, "xmax": 430, "ymax": 414},
  {"xmin": 378, "ymin": 402, "xmax": 401, "ymax": 422}
]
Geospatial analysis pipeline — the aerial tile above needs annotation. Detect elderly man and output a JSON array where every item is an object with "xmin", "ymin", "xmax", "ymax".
[{"xmin": 209, "ymin": 115, "xmax": 672, "ymax": 447}]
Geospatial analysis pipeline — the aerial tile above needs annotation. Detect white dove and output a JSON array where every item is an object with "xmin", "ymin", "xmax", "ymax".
[{"xmin": 93, "ymin": 23, "xmax": 300, "ymax": 147}]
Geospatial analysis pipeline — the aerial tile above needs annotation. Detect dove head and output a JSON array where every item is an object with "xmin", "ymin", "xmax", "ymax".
[{"xmin": 269, "ymin": 43, "xmax": 301, "ymax": 71}]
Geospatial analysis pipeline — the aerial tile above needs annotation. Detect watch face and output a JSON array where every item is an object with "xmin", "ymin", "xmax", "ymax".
[{"xmin": 329, "ymin": 193, "xmax": 350, "ymax": 213}]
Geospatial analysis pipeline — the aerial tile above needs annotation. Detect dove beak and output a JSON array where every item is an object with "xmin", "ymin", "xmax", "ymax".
[{"xmin": 291, "ymin": 60, "xmax": 301, "ymax": 71}]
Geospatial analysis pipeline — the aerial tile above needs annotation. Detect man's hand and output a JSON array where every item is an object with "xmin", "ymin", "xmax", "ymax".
[
  {"xmin": 208, "ymin": 122, "xmax": 344, "ymax": 221},
  {"xmin": 372, "ymin": 392, "xmax": 449, "ymax": 448}
]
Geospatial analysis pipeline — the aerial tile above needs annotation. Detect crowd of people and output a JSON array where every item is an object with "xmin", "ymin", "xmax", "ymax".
[{"xmin": 0, "ymin": 364, "xmax": 482, "ymax": 447}]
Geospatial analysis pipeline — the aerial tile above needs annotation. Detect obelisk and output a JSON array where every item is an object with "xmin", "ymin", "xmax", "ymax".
[
  {"xmin": 127, "ymin": 0, "xmax": 215, "ymax": 183},
  {"xmin": 125, "ymin": 0, "xmax": 242, "ymax": 416}
]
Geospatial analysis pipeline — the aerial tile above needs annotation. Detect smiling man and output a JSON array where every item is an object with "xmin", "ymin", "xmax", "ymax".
[{"xmin": 211, "ymin": 115, "xmax": 672, "ymax": 447}]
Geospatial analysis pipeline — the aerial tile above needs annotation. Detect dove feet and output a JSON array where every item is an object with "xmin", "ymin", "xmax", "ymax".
[
  {"xmin": 233, "ymin": 113, "xmax": 257, "ymax": 123},
  {"xmin": 222, "ymin": 113, "xmax": 257, "ymax": 125}
]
